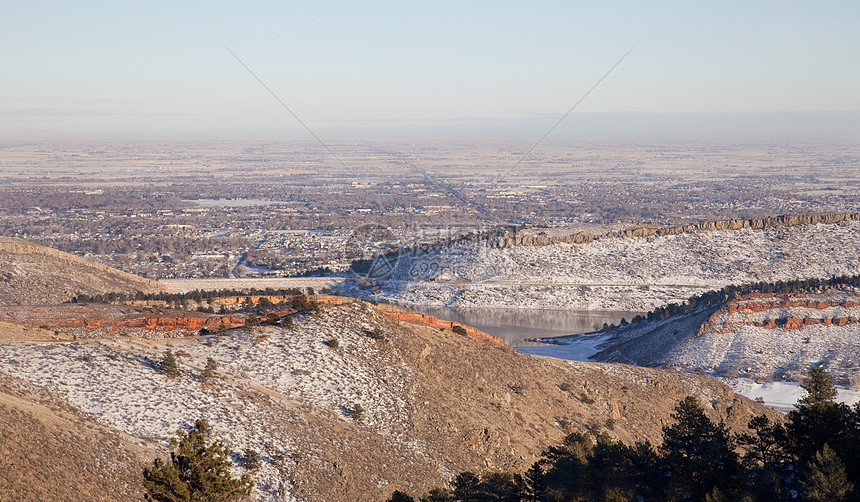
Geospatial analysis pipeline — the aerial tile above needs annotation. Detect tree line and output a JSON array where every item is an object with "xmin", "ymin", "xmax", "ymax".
[
  {"xmin": 603, "ymin": 274, "xmax": 860, "ymax": 329},
  {"xmin": 389, "ymin": 368, "xmax": 859, "ymax": 502},
  {"xmin": 71, "ymin": 286, "xmax": 332, "ymax": 306}
]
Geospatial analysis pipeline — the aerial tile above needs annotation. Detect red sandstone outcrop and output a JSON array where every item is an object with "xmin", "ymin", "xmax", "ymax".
[
  {"xmin": 703, "ymin": 293, "xmax": 860, "ymax": 334},
  {"xmin": 125, "ymin": 294, "xmax": 350, "ymax": 308},
  {"xmin": 729, "ymin": 294, "xmax": 856, "ymax": 314},
  {"xmin": 22, "ymin": 312, "xmax": 245, "ymax": 334},
  {"xmin": 751, "ymin": 316, "xmax": 857, "ymax": 330}
]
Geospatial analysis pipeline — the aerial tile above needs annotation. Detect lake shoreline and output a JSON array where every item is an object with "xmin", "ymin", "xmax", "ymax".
[{"xmin": 403, "ymin": 304, "xmax": 646, "ymax": 347}]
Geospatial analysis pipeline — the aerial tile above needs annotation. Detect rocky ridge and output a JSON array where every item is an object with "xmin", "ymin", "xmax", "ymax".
[
  {"xmin": 354, "ymin": 216, "xmax": 860, "ymax": 310},
  {"xmin": 487, "ymin": 212, "xmax": 860, "ymax": 248}
]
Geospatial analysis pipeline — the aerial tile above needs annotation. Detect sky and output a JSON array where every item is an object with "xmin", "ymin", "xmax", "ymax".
[{"xmin": 2, "ymin": 1, "xmax": 859, "ymax": 140}]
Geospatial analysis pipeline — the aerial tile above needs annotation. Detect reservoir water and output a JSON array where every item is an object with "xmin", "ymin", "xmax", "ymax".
[{"xmin": 409, "ymin": 306, "xmax": 644, "ymax": 347}]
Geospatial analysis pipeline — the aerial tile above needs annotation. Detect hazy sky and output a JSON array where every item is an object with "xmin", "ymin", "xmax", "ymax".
[{"xmin": 2, "ymin": 1, "xmax": 859, "ymax": 139}]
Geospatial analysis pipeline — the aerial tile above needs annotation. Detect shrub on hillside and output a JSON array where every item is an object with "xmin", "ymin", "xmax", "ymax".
[
  {"xmin": 242, "ymin": 449, "xmax": 262, "ymax": 472},
  {"xmin": 200, "ymin": 357, "xmax": 217, "ymax": 384},
  {"xmin": 161, "ymin": 350, "xmax": 179, "ymax": 378},
  {"xmin": 349, "ymin": 403, "xmax": 365, "ymax": 422},
  {"xmin": 244, "ymin": 313, "xmax": 260, "ymax": 328},
  {"xmin": 281, "ymin": 315, "xmax": 294, "ymax": 329},
  {"xmin": 366, "ymin": 328, "xmax": 386, "ymax": 340}
]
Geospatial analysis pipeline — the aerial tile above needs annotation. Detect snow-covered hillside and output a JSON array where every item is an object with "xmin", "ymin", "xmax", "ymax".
[
  {"xmin": 521, "ymin": 290, "xmax": 860, "ymax": 410},
  {"xmin": 0, "ymin": 299, "xmax": 781, "ymax": 501},
  {"xmin": 0, "ymin": 303, "xmax": 412, "ymax": 501},
  {"xmin": 662, "ymin": 294, "xmax": 860, "ymax": 384},
  {"xmin": 591, "ymin": 291, "xmax": 860, "ymax": 383},
  {"xmin": 344, "ymin": 219, "xmax": 860, "ymax": 310}
]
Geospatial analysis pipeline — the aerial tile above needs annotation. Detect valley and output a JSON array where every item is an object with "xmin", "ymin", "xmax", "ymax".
[
  {"xmin": 0, "ymin": 296, "xmax": 773, "ymax": 501},
  {"xmin": 1, "ymin": 140, "xmax": 859, "ymax": 501}
]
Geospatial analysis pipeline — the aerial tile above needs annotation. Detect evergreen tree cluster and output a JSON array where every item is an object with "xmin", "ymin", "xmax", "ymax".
[
  {"xmin": 391, "ymin": 369, "xmax": 860, "ymax": 502},
  {"xmin": 72, "ymin": 286, "xmax": 318, "ymax": 306}
]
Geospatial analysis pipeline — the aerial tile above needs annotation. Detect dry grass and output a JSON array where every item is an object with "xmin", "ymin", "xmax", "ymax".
[
  {"xmin": 0, "ymin": 321, "xmax": 73, "ymax": 343},
  {"xmin": 0, "ymin": 376, "xmax": 150, "ymax": 501},
  {"xmin": 0, "ymin": 301, "xmax": 779, "ymax": 501}
]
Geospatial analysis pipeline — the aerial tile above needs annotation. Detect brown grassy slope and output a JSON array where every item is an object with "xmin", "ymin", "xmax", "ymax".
[
  {"xmin": 0, "ymin": 375, "xmax": 150, "ymax": 501},
  {"xmin": 306, "ymin": 306, "xmax": 780, "ymax": 499},
  {"xmin": 0, "ymin": 301, "xmax": 780, "ymax": 502},
  {"xmin": 0, "ymin": 237, "xmax": 162, "ymax": 305}
]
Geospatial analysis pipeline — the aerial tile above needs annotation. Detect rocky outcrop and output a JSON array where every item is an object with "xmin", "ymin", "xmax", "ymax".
[
  {"xmin": 126, "ymin": 294, "xmax": 351, "ymax": 308},
  {"xmin": 734, "ymin": 300, "xmax": 826, "ymax": 313},
  {"xmin": 753, "ymin": 316, "xmax": 858, "ymax": 329},
  {"xmin": 28, "ymin": 313, "xmax": 245, "ymax": 335},
  {"xmin": 0, "ymin": 304, "xmax": 247, "ymax": 337},
  {"xmin": 728, "ymin": 295, "xmax": 859, "ymax": 313},
  {"xmin": 486, "ymin": 212, "xmax": 860, "ymax": 248},
  {"xmin": 711, "ymin": 293, "xmax": 860, "ymax": 331}
]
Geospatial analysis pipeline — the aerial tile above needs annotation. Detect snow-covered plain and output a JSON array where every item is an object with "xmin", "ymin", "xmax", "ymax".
[
  {"xmin": 347, "ymin": 219, "xmax": 860, "ymax": 311},
  {"xmin": 0, "ymin": 303, "xmax": 415, "ymax": 501}
]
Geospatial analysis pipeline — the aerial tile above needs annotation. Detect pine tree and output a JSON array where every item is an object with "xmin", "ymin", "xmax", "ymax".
[
  {"xmin": 476, "ymin": 472, "xmax": 520, "ymax": 501},
  {"xmin": 387, "ymin": 490, "xmax": 415, "ymax": 502},
  {"xmin": 242, "ymin": 449, "xmax": 261, "ymax": 471},
  {"xmin": 143, "ymin": 419, "xmax": 252, "ymax": 501},
  {"xmin": 800, "ymin": 444, "xmax": 854, "ymax": 502},
  {"xmin": 420, "ymin": 487, "xmax": 452, "ymax": 502},
  {"xmin": 519, "ymin": 462, "xmax": 546, "ymax": 501},
  {"xmin": 161, "ymin": 350, "xmax": 179, "ymax": 378},
  {"xmin": 787, "ymin": 368, "xmax": 850, "ymax": 464},
  {"xmin": 799, "ymin": 368, "xmax": 839, "ymax": 407},
  {"xmin": 244, "ymin": 313, "xmax": 260, "ymax": 328},
  {"xmin": 453, "ymin": 472, "xmax": 480, "ymax": 502},
  {"xmin": 281, "ymin": 315, "xmax": 293, "ymax": 329},
  {"xmin": 661, "ymin": 396, "xmax": 740, "ymax": 500},
  {"xmin": 737, "ymin": 414, "xmax": 788, "ymax": 467},
  {"xmin": 290, "ymin": 294, "xmax": 309, "ymax": 311},
  {"xmin": 349, "ymin": 403, "xmax": 364, "ymax": 422}
]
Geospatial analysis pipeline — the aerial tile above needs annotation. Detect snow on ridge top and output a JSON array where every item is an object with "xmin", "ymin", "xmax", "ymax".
[{"xmin": 361, "ymin": 218, "xmax": 860, "ymax": 311}]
